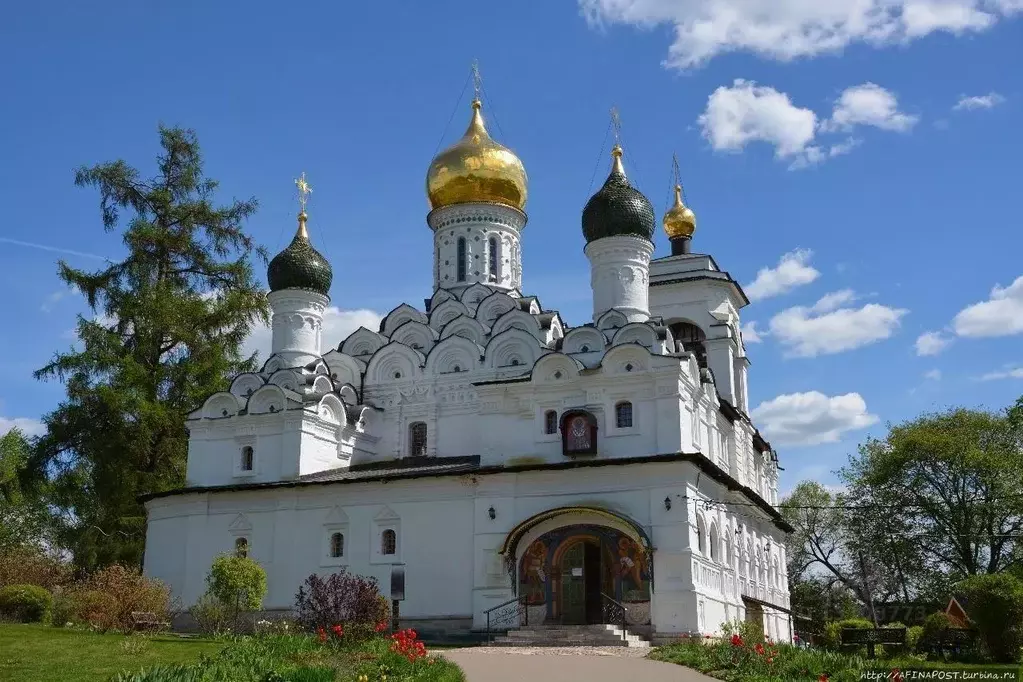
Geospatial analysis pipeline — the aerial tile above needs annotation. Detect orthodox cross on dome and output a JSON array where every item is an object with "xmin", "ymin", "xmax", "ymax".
[
  {"xmin": 610, "ymin": 107, "xmax": 622, "ymax": 150},
  {"xmin": 672, "ymin": 152, "xmax": 688, "ymax": 204},
  {"xmin": 471, "ymin": 59, "xmax": 482, "ymax": 103},
  {"xmin": 295, "ymin": 172, "xmax": 313, "ymax": 214}
]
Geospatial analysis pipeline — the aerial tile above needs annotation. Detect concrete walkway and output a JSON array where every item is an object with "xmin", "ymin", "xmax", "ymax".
[{"xmin": 442, "ymin": 646, "xmax": 717, "ymax": 682}]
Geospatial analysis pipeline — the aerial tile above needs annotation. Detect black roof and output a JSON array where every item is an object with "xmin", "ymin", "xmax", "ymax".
[
  {"xmin": 582, "ymin": 158, "xmax": 655, "ymax": 243},
  {"xmin": 268, "ymin": 232, "xmax": 333, "ymax": 295}
]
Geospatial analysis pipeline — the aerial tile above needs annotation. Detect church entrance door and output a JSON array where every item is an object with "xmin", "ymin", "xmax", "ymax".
[{"xmin": 557, "ymin": 539, "xmax": 605, "ymax": 624}]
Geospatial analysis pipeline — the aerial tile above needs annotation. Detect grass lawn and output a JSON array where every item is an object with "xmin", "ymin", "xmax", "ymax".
[{"xmin": 0, "ymin": 624, "xmax": 225, "ymax": 682}]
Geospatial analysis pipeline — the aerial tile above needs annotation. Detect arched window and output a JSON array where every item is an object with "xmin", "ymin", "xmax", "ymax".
[
  {"xmin": 381, "ymin": 529, "xmax": 396, "ymax": 555},
  {"xmin": 709, "ymin": 524, "xmax": 719, "ymax": 562},
  {"xmin": 670, "ymin": 321, "xmax": 708, "ymax": 368},
  {"xmin": 544, "ymin": 410, "xmax": 558, "ymax": 435},
  {"xmin": 696, "ymin": 515, "xmax": 706, "ymax": 555},
  {"xmin": 241, "ymin": 446, "xmax": 254, "ymax": 471},
  {"xmin": 488, "ymin": 236, "xmax": 499, "ymax": 278},
  {"xmin": 234, "ymin": 537, "xmax": 249, "ymax": 559},
  {"xmin": 615, "ymin": 401, "xmax": 633, "ymax": 428},
  {"xmin": 456, "ymin": 238, "xmax": 467, "ymax": 282},
  {"xmin": 330, "ymin": 532, "xmax": 344, "ymax": 558},
  {"xmin": 408, "ymin": 422, "xmax": 427, "ymax": 456}
]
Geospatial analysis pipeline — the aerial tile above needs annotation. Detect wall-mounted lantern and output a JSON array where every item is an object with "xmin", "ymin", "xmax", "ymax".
[
  {"xmin": 488, "ymin": 506, "xmax": 496, "ymax": 520},
  {"xmin": 664, "ymin": 496, "xmax": 672, "ymax": 511}
]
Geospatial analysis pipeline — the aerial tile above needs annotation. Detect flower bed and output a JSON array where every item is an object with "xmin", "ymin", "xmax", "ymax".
[
  {"xmin": 111, "ymin": 625, "xmax": 463, "ymax": 682},
  {"xmin": 650, "ymin": 633, "xmax": 1016, "ymax": 682}
]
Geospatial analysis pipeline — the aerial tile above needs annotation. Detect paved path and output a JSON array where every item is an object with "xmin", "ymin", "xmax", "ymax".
[{"xmin": 441, "ymin": 646, "xmax": 717, "ymax": 682}]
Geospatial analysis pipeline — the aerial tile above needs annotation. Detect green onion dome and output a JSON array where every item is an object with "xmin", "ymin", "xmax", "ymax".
[
  {"xmin": 582, "ymin": 145, "xmax": 655, "ymax": 244},
  {"xmin": 267, "ymin": 212, "xmax": 333, "ymax": 296}
]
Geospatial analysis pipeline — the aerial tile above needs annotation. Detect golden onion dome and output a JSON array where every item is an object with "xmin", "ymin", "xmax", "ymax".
[
  {"xmin": 426, "ymin": 98, "xmax": 527, "ymax": 212},
  {"xmin": 662, "ymin": 184, "xmax": 697, "ymax": 240}
]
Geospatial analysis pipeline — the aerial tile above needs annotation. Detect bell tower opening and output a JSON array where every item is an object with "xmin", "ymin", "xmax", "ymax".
[{"xmin": 670, "ymin": 321, "xmax": 708, "ymax": 368}]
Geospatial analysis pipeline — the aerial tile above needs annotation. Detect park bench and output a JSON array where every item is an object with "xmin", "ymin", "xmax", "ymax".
[
  {"xmin": 930, "ymin": 627, "xmax": 978, "ymax": 659},
  {"xmin": 130, "ymin": 611, "xmax": 170, "ymax": 632},
  {"xmin": 840, "ymin": 627, "xmax": 906, "ymax": 659}
]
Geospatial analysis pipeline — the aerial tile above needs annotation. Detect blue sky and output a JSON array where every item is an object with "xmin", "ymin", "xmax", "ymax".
[{"xmin": 1, "ymin": 0, "xmax": 1021, "ymax": 492}]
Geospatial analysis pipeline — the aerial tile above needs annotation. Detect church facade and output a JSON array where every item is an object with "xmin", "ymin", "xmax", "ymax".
[{"xmin": 142, "ymin": 95, "xmax": 792, "ymax": 643}]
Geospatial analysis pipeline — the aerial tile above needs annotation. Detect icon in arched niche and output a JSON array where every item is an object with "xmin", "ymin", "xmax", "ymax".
[
  {"xmin": 521, "ymin": 539, "xmax": 548, "ymax": 605},
  {"xmin": 617, "ymin": 536, "xmax": 650, "ymax": 602},
  {"xmin": 561, "ymin": 410, "xmax": 597, "ymax": 456}
]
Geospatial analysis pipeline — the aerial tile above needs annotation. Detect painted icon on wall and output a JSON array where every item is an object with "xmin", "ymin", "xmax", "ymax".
[
  {"xmin": 617, "ymin": 536, "xmax": 649, "ymax": 601},
  {"xmin": 521, "ymin": 539, "xmax": 548, "ymax": 605}
]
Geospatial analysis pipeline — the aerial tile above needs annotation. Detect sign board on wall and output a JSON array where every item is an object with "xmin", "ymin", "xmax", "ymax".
[{"xmin": 390, "ymin": 564, "xmax": 406, "ymax": 602}]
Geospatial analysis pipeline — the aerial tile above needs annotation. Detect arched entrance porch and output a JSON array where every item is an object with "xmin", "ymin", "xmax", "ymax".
[{"xmin": 500, "ymin": 507, "xmax": 653, "ymax": 626}]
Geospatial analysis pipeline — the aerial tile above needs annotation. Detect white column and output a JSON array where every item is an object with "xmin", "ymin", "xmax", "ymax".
[
  {"xmin": 268, "ymin": 289, "xmax": 329, "ymax": 367},
  {"xmin": 585, "ymin": 235, "xmax": 653, "ymax": 323}
]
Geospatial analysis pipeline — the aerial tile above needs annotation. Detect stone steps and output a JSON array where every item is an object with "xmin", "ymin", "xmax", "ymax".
[{"xmin": 491, "ymin": 624, "xmax": 651, "ymax": 648}]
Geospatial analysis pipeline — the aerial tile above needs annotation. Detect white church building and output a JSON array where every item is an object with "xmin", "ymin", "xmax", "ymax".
[{"xmin": 142, "ymin": 94, "xmax": 793, "ymax": 643}]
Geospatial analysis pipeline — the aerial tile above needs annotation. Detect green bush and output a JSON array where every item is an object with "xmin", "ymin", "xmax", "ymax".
[
  {"xmin": 920, "ymin": 611, "xmax": 955, "ymax": 651},
  {"xmin": 822, "ymin": 617, "xmax": 873, "ymax": 650},
  {"xmin": 0, "ymin": 583, "xmax": 52, "ymax": 622},
  {"xmin": 206, "ymin": 554, "xmax": 267, "ymax": 629},
  {"xmin": 957, "ymin": 573, "xmax": 1023, "ymax": 663},
  {"xmin": 907, "ymin": 625, "xmax": 924, "ymax": 652},
  {"xmin": 721, "ymin": 618, "xmax": 765, "ymax": 644}
]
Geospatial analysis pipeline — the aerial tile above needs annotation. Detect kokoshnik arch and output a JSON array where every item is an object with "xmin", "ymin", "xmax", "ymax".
[{"xmin": 141, "ymin": 84, "xmax": 792, "ymax": 643}]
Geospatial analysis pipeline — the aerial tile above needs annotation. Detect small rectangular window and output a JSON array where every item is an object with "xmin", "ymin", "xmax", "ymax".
[
  {"xmin": 381, "ymin": 529, "xmax": 397, "ymax": 555},
  {"xmin": 330, "ymin": 532, "xmax": 344, "ymax": 558},
  {"xmin": 615, "ymin": 401, "xmax": 633, "ymax": 428},
  {"xmin": 409, "ymin": 422, "xmax": 427, "ymax": 456},
  {"xmin": 544, "ymin": 410, "xmax": 558, "ymax": 435},
  {"xmin": 241, "ymin": 446, "xmax": 254, "ymax": 471}
]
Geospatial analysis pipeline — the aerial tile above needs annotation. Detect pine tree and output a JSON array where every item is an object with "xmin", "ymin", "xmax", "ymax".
[{"xmin": 31, "ymin": 126, "xmax": 269, "ymax": 570}]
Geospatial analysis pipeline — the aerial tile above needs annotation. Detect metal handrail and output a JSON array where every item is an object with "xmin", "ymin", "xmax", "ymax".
[
  {"xmin": 484, "ymin": 594, "xmax": 528, "ymax": 644},
  {"xmin": 600, "ymin": 592, "xmax": 627, "ymax": 631},
  {"xmin": 483, "ymin": 595, "xmax": 523, "ymax": 616}
]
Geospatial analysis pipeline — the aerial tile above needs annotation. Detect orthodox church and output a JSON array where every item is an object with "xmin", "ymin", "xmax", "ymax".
[{"xmin": 142, "ymin": 90, "xmax": 792, "ymax": 644}]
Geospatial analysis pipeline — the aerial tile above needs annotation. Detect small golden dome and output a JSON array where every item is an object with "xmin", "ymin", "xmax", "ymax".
[
  {"xmin": 426, "ymin": 99, "xmax": 527, "ymax": 212},
  {"xmin": 662, "ymin": 184, "xmax": 697, "ymax": 240}
]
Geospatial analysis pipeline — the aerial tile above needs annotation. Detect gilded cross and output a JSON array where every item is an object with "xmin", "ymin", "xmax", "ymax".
[{"xmin": 295, "ymin": 172, "xmax": 313, "ymax": 213}]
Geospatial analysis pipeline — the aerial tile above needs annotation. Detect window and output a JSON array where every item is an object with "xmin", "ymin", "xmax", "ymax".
[
  {"xmin": 696, "ymin": 516, "xmax": 706, "ymax": 555},
  {"xmin": 709, "ymin": 524, "xmax": 718, "ymax": 562},
  {"xmin": 560, "ymin": 410, "xmax": 597, "ymax": 456},
  {"xmin": 409, "ymin": 422, "xmax": 427, "ymax": 456},
  {"xmin": 381, "ymin": 529, "xmax": 396, "ymax": 555},
  {"xmin": 457, "ymin": 238, "xmax": 467, "ymax": 282},
  {"xmin": 241, "ymin": 446, "xmax": 254, "ymax": 471},
  {"xmin": 615, "ymin": 401, "xmax": 633, "ymax": 428},
  {"xmin": 488, "ymin": 236, "xmax": 498, "ymax": 277},
  {"xmin": 329, "ymin": 532, "xmax": 344, "ymax": 559},
  {"xmin": 670, "ymin": 321, "xmax": 708, "ymax": 368},
  {"xmin": 234, "ymin": 537, "xmax": 249, "ymax": 559},
  {"xmin": 544, "ymin": 410, "xmax": 558, "ymax": 435}
]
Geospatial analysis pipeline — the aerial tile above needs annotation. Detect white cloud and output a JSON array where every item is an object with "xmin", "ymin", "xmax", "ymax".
[
  {"xmin": 953, "ymin": 92, "xmax": 1006, "ymax": 110},
  {"xmin": 977, "ymin": 366, "xmax": 1023, "ymax": 381},
  {"xmin": 0, "ymin": 417, "xmax": 45, "ymax": 438},
  {"xmin": 41, "ymin": 287, "xmax": 76, "ymax": 313},
  {"xmin": 823, "ymin": 83, "xmax": 919, "ymax": 132},
  {"xmin": 699, "ymin": 80, "xmax": 915, "ymax": 167},
  {"xmin": 811, "ymin": 288, "xmax": 857, "ymax": 313},
  {"xmin": 952, "ymin": 275, "xmax": 1023, "ymax": 337},
  {"xmin": 752, "ymin": 391, "xmax": 879, "ymax": 446},
  {"xmin": 698, "ymin": 80, "xmax": 818, "ymax": 159},
  {"xmin": 769, "ymin": 291, "xmax": 908, "ymax": 357},
  {"xmin": 744, "ymin": 249, "xmax": 821, "ymax": 302},
  {"xmin": 915, "ymin": 330, "xmax": 952, "ymax": 356},
  {"xmin": 924, "ymin": 369, "xmax": 942, "ymax": 381},
  {"xmin": 742, "ymin": 321, "xmax": 764, "ymax": 344},
  {"xmin": 578, "ymin": 0, "xmax": 1021, "ymax": 69},
  {"xmin": 242, "ymin": 307, "xmax": 384, "ymax": 362}
]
